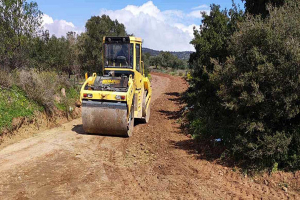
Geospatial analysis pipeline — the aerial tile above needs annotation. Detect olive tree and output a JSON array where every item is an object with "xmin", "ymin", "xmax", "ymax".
[
  {"xmin": 212, "ymin": 2, "xmax": 300, "ymax": 170},
  {"xmin": 0, "ymin": 0, "xmax": 42, "ymax": 69}
]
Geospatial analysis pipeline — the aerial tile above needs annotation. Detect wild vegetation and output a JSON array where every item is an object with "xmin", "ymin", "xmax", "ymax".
[
  {"xmin": 0, "ymin": 0, "xmax": 130, "ymax": 134},
  {"xmin": 150, "ymin": 51, "xmax": 187, "ymax": 70},
  {"xmin": 186, "ymin": 1, "xmax": 300, "ymax": 171},
  {"xmin": 1, "ymin": 0, "xmax": 184, "ymax": 134},
  {"xmin": 242, "ymin": 0, "xmax": 286, "ymax": 17},
  {"xmin": 3, "ymin": 0, "xmax": 298, "ymax": 174},
  {"xmin": 143, "ymin": 48, "xmax": 192, "ymax": 60}
]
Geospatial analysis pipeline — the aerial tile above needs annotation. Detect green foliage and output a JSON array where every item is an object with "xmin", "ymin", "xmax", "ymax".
[
  {"xmin": 0, "ymin": 0, "xmax": 42, "ymax": 69},
  {"xmin": 242, "ymin": 0, "xmax": 286, "ymax": 17},
  {"xmin": 0, "ymin": 1, "xmax": 80, "ymax": 74},
  {"xmin": 78, "ymin": 15, "xmax": 127, "ymax": 74},
  {"xmin": 54, "ymin": 102, "xmax": 67, "ymax": 112},
  {"xmin": 16, "ymin": 69, "xmax": 58, "ymax": 113},
  {"xmin": 186, "ymin": 3, "xmax": 244, "ymax": 141},
  {"xmin": 150, "ymin": 52, "xmax": 187, "ymax": 70},
  {"xmin": 29, "ymin": 31, "xmax": 80, "ymax": 75},
  {"xmin": 55, "ymin": 87, "xmax": 79, "ymax": 120},
  {"xmin": 272, "ymin": 162, "xmax": 279, "ymax": 173},
  {"xmin": 66, "ymin": 87, "xmax": 79, "ymax": 100},
  {"xmin": 187, "ymin": 1, "xmax": 300, "ymax": 171},
  {"xmin": 211, "ymin": 2, "xmax": 300, "ymax": 170},
  {"xmin": 0, "ymin": 2, "xmax": 128, "ymax": 76},
  {"xmin": 159, "ymin": 52, "xmax": 174, "ymax": 68},
  {"xmin": 15, "ymin": 69, "xmax": 75, "ymax": 114},
  {"xmin": 149, "ymin": 56, "xmax": 162, "ymax": 69},
  {"xmin": 142, "ymin": 53, "xmax": 151, "ymax": 76},
  {"xmin": 0, "ymin": 1, "xmax": 131, "ymax": 134},
  {"xmin": 0, "ymin": 86, "xmax": 40, "ymax": 132}
]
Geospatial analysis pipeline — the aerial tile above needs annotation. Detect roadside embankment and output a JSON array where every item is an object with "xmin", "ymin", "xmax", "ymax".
[{"xmin": 0, "ymin": 69, "xmax": 81, "ymax": 147}]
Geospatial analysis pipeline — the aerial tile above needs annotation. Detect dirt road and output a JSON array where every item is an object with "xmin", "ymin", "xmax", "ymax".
[{"xmin": 0, "ymin": 73, "xmax": 299, "ymax": 199}]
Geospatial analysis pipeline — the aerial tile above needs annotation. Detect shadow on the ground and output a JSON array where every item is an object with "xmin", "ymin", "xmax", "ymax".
[
  {"xmin": 134, "ymin": 119, "xmax": 146, "ymax": 126},
  {"xmin": 159, "ymin": 92, "xmax": 234, "ymax": 167},
  {"xmin": 159, "ymin": 92, "xmax": 185, "ymax": 120},
  {"xmin": 165, "ymin": 92, "xmax": 182, "ymax": 103},
  {"xmin": 72, "ymin": 124, "xmax": 85, "ymax": 134},
  {"xmin": 170, "ymin": 139, "xmax": 228, "ymax": 163},
  {"xmin": 71, "ymin": 124, "xmax": 129, "ymax": 138}
]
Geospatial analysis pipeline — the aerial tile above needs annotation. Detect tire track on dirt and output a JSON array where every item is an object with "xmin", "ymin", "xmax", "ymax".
[
  {"xmin": 0, "ymin": 73, "xmax": 170, "ymax": 200},
  {"xmin": 0, "ymin": 73, "xmax": 299, "ymax": 199}
]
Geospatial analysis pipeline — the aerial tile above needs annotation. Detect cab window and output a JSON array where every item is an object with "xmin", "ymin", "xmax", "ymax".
[
  {"xmin": 104, "ymin": 43, "xmax": 133, "ymax": 68},
  {"xmin": 136, "ymin": 44, "xmax": 140, "ymax": 72}
]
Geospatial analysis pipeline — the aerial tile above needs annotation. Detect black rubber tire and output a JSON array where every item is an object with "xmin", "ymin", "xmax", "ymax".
[
  {"xmin": 141, "ymin": 91, "xmax": 150, "ymax": 123},
  {"xmin": 142, "ymin": 91, "xmax": 148, "ymax": 118},
  {"xmin": 126, "ymin": 102, "xmax": 135, "ymax": 137},
  {"xmin": 142, "ymin": 104, "xmax": 150, "ymax": 123}
]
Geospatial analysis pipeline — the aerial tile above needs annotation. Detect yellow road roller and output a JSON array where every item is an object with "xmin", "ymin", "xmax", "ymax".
[{"xmin": 80, "ymin": 36, "xmax": 152, "ymax": 137}]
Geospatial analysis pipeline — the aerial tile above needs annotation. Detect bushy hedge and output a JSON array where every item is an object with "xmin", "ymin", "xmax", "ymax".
[
  {"xmin": 187, "ymin": 4, "xmax": 244, "ymax": 147},
  {"xmin": 0, "ymin": 68, "xmax": 77, "ymax": 115},
  {"xmin": 16, "ymin": 69, "xmax": 71, "ymax": 114},
  {"xmin": 187, "ymin": 2, "xmax": 300, "ymax": 170}
]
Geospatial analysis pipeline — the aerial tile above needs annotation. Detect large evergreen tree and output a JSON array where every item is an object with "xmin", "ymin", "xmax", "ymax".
[
  {"xmin": 212, "ymin": 1, "xmax": 300, "ymax": 170},
  {"xmin": 187, "ymin": 1, "xmax": 300, "ymax": 170},
  {"xmin": 242, "ymin": 0, "xmax": 286, "ymax": 17},
  {"xmin": 186, "ymin": 4, "xmax": 244, "ymax": 141}
]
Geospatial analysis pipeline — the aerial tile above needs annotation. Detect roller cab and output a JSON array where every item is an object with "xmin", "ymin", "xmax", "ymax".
[{"xmin": 80, "ymin": 36, "xmax": 152, "ymax": 137}]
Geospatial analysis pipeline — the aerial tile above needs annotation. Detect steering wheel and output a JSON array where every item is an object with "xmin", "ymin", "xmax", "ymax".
[{"xmin": 117, "ymin": 56, "xmax": 126, "ymax": 60}]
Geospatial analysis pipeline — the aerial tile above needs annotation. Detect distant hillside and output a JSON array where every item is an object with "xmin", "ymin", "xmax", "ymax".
[{"xmin": 142, "ymin": 47, "xmax": 193, "ymax": 60}]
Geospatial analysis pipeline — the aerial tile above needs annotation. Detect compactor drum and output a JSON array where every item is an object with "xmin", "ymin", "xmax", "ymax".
[{"xmin": 80, "ymin": 37, "xmax": 152, "ymax": 137}]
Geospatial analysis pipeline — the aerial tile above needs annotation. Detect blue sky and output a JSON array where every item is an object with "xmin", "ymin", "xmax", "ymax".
[{"xmin": 38, "ymin": 0, "xmax": 244, "ymax": 51}]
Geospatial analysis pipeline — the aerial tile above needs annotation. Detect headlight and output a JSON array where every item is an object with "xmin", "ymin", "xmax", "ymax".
[
  {"xmin": 115, "ymin": 95, "xmax": 126, "ymax": 100},
  {"xmin": 83, "ymin": 94, "xmax": 93, "ymax": 98}
]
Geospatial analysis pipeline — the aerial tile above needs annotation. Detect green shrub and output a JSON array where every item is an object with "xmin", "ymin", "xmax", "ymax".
[
  {"xmin": 0, "ymin": 86, "xmax": 40, "ymax": 132},
  {"xmin": 186, "ymin": 4, "xmax": 243, "ymax": 147},
  {"xmin": 0, "ymin": 67, "xmax": 80, "ymax": 133},
  {"xmin": 16, "ymin": 69, "xmax": 74, "ymax": 115},
  {"xmin": 16, "ymin": 69, "xmax": 58, "ymax": 114},
  {"xmin": 58, "ymin": 87, "xmax": 79, "ymax": 113},
  {"xmin": 210, "ymin": 2, "xmax": 300, "ymax": 170},
  {"xmin": 169, "ymin": 72, "xmax": 176, "ymax": 76}
]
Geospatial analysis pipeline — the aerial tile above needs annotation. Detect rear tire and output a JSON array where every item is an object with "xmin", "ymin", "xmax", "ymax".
[
  {"xmin": 141, "ymin": 104, "xmax": 150, "ymax": 123},
  {"xmin": 141, "ymin": 91, "xmax": 150, "ymax": 123},
  {"xmin": 126, "ymin": 102, "xmax": 135, "ymax": 137}
]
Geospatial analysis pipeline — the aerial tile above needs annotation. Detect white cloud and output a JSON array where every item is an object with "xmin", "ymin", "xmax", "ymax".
[
  {"xmin": 42, "ymin": 14, "xmax": 54, "ymax": 25},
  {"xmin": 174, "ymin": 23, "xmax": 198, "ymax": 38},
  {"xmin": 100, "ymin": 1, "xmax": 207, "ymax": 51},
  {"xmin": 42, "ymin": 14, "xmax": 83, "ymax": 37},
  {"xmin": 192, "ymin": 4, "xmax": 209, "ymax": 10},
  {"xmin": 40, "ymin": 1, "xmax": 209, "ymax": 51},
  {"xmin": 188, "ymin": 9, "xmax": 210, "ymax": 18},
  {"xmin": 188, "ymin": 4, "xmax": 210, "ymax": 19}
]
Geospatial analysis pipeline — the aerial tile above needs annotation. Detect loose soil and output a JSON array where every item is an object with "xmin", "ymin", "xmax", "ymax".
[{"xmin": 0, "ymin": 73, "xmax": 299, "ymax": 199}]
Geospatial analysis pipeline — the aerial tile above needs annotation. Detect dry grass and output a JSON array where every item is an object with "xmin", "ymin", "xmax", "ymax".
[
  {"xmin": 0, "ymin": 68, "xmax": 80, "ymax": 146},
  {"xmin": 16, "ymin": 69, "xmax": 72, "ymax": 115},
  {"xmin": 17, "ymin": 69, "xmax": 57, "ymax": 114},
  {"xmin": 0, "ymin": 69, "xmax": 12, "ymax": 88}
]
